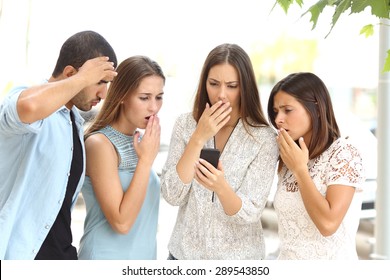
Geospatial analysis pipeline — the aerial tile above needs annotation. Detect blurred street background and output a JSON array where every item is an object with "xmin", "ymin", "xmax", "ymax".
[
  {"xmin": 72, "ymin": 193, "xmax": 376, "ymax": 260},
  {"xmin": 1, "ymin": 0, "xmax": 386, "ymax": 260}
]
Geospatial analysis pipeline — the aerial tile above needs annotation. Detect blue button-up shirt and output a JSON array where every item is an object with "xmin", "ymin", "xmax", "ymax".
[{"xmin": 0, "ymin": 86, "xmax": 86, "ymax": 259}]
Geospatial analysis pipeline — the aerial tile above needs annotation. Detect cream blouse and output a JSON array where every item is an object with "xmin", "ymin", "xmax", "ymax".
[{"xmin": 161, "ymin": 112, "xmax": 279, "ymax": 259}]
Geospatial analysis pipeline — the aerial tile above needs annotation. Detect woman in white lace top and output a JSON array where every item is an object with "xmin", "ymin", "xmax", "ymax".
[
  {"xmin": 161, "ymin": 43, "xmax": 278, "ymax": 259},
  {"xmin": 267, "ymin": 72, "xmax": 365, "ymax": 259}
]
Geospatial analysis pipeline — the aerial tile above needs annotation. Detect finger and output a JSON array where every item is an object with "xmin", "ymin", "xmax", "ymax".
[
  {"xmin": 298, "ymin": 137, "xmax": 308, "ymax": 152},
  {"xmin": 144, "ymin": 115, "xmax": 154, "ymax": 135},
  {"xmin": 217, "ymin": 160, "xmax": 223, "ymax": 171},
  {"xmin": 133, "ymin": 131, "xmax": 140, "ymax": 150},
  {"xmin": 199, "ymin": 158, "xmax": 215, "ymax": 172},
  {"xmin": 194, "ymin": 162, "xmax": 207, "ymax": 182},
  {"xmin": 276, "ymin": 134, "xmax": 288, "ymax": 159},
  {"xmin": 279, "ymin": 128, "xmax": 296, "ymax": 147},
  {"xmin": 214, "ymin": 107, "xmax": 232, "ymax": 126},
  {"xmin": 277, "ymin": 130, "xmax": 289, "ymax": 149},
  {"xmin": 209, "ymin": 101, "xmax": 223, "ymax": 112}
]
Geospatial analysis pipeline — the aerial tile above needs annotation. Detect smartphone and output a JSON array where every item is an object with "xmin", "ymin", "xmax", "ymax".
[{"xmin": 200, "ymin": 148, "xmax": 220, "ymax": 168}]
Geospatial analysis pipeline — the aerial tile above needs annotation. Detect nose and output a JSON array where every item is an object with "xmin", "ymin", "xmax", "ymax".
[
  {"xmin": 148, "ymin": 99, "xmax": 159, "ymax": 113},
  {"xmin": 275, "ymin": 112, "xmax": 284, "ymax": 125},
  {"xmin": 217, "ymin": 85, "xmax": 228, "ymax": 101},
  {"xmin": 97, "ymin": 84, "xmax": 108, "ymax": 100}
]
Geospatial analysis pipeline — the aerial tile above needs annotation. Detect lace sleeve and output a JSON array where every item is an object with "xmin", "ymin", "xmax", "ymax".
[{"xmin": 326, "ymin": 140, "xmax": 365, "ymax": 188}]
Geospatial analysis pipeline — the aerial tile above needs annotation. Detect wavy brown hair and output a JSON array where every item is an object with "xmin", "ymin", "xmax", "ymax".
[
  {"xmin": 267, "ymin": 72, "xmax": 340, "ymax": 159},
  {"xmin": 85, "ymin": 55, "xmax": 165, "ymax": 137},
  {"xmin": 192, "ymin": 43, "xmax": 269, "ymax": 131}
]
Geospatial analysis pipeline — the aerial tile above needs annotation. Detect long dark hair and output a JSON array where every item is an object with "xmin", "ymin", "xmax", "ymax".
[{"xmin": 267, "ymin": 72, "xmax": 340, "ymax": 159}]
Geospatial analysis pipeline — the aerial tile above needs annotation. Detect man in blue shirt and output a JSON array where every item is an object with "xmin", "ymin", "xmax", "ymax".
[{"xmin": 0, "ymin": 30, "xmax": 117, "ymax": 259}]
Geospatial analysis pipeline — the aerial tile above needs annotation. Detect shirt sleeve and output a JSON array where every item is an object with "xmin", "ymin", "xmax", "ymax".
[
  {"xmin": 160, "ymin": 114, "xmax": 193, "ymax": 206},
  {"xmin": 227, "ymin": 128, "xmax": 279, "ymax": 225},
  {"xmin": 326, "ymin": 140, "xmax": 365, "ymax": 189},
  {"xmin": 0, "ymin": 86, "xmax": 43, "ymax": 135}
]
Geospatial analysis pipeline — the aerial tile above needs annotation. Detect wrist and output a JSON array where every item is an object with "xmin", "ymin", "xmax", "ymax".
[{"xmin": 188, "ymin": 133, "xmax": 206, "ymax": 150}]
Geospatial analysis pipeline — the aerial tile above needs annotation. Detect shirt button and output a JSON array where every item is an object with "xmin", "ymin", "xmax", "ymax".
[
  {"xmin": 58, "ymin": 200, "xmax": 62, "ymax": 204},
  {"xmin": 71, "ymin": 146, "xmax": 74, "ymax": 151},
  {"xmin": 45, "ymin": 225, "xmax": 50, "ymax": 229},
  {"xmin": 67, "ymin": 172, "xmax": 70, "ymax": 176}
]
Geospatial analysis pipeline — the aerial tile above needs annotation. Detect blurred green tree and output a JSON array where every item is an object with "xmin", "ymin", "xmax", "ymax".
[{"xmin": 274, "ymin": 0, "xmax": 390, "ymax": 71}]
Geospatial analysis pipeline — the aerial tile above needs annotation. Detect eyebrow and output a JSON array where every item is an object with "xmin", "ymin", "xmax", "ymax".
[
  {"xmin": 208, "ymin": 78, "xmax": 238, "ymax": 84},
  {"xmin": 274, "ymin": 104, "xmax": 289, "ymax": 110},
  {"xmin": 138, "ymin": 92, "xmax": 165, "ymax": 95}
]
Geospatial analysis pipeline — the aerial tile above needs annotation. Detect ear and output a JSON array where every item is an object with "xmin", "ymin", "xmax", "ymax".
[{"xmin": 63, "ymin": 65, "xmax": 78, "ymax": 78}]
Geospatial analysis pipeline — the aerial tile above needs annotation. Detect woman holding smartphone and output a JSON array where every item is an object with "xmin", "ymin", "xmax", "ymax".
[{"xmin": 160, "ymin": 43, "xmax": 278, "ymax": 260}]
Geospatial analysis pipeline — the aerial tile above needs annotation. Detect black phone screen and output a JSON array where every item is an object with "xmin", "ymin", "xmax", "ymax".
[{"xmin": 200, "ymin": 148, "xmax": 220, "ymax": 168}]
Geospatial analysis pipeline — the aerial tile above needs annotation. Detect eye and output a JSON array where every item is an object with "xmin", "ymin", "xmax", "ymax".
[
  {"xmin": 228, "ymin": 84, "xmax": 238, "ymax": 89},
  {"xmin": 139, "ymin": 97, "xmax": 148, "ymax": 101},
  {"xmin": 208, "ymin": 81, "xmax": 218, "ymax": 86},
  {"xmin": 156, "ymin": 95, "xmax": 163, "ymax": 100}
]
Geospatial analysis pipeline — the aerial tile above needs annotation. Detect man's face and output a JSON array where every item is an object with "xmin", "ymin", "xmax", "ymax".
[{"xmin": 70, "ymin": 82, "xmax": 108, "ymax": 111}]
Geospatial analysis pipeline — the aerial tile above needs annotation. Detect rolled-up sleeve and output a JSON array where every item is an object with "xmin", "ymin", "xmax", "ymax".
[
  {"xmin": 229, "ymin": 131, "xmax": 278, "ymax": 224},
  {"xmin": 160, "ymin": 114, "xmax": 193, "ymax": 206},
  {"xmin": 0, "ymin": 86, "xmax": 42, "ymax": 135}
]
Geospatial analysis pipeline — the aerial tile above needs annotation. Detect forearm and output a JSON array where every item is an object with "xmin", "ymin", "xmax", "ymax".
[
  {"xmin": 294, "ymin": 168, "xmax": 333, "ymax": 234},
  {"xmin": 114, "ymin": 161, "xmax": 153, "ymax": 234},
  {"xmin": 215, "ymin": 182, "xmax": 242, "ymax": 216},
  {"xmin": 17, "ymin": 75, "xmax": 87, "ymax": 123},
  {"xmin": 176, "ymin": 133, "xmax": 206, "ymax": 184}
]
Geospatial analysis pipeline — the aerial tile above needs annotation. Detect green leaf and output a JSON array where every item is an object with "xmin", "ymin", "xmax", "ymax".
[
  {"xmin": 276, "ymin": 0, "xmax": 293, "ymax": 14},
  {"xmin": 302, "ymin": 0, "xmax": 328, "ymax": 30},
  {"xmin": 275, "ymin": 0, "xmax": 305, "ymax": 14},
  {"xmin": 360, "ymin": 24, "xmax": 375, "ymax": 38},
  {"xmin": 382, "ymin": 49, "xmax": 390, "ymax": 73},
  {"xmin": 350, "ymin": 0, "xmax": 369, "ymax": 13},
  {"xmin": 351, "ymin": 0, "xmax": 389, "ymax": 18},
  {"xmin": 330, "ymin": 0, "xmax": 352, "ymax": 32}
]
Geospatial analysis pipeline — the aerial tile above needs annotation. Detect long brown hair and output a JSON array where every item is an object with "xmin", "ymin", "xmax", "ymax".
[
  {"xmin": 192, "ymin": 43, "xmax": 269, "ymax": 130},
  {"xmin": 85, "ymin": 55, "xmax": 165, "ymax": 137},
  {"xmin": 267, "ymin": 72, "xmax": 340, "ymax": 159}
]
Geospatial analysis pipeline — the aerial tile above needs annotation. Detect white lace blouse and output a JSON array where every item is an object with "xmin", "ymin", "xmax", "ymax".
[
  {"xmin": 274, "ymin": 137, "xmax": 365, "ymax": 260},
  {"xmin": 161, "ymin": 113, "xmax": 279, "ymax": 259}
]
